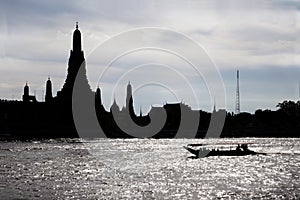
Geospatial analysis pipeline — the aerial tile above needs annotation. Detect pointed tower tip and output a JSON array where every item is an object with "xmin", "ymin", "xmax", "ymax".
[
  {"xmin": 76, "ymin": 21, "xmax": 78, "ymax": 29},
  {"xmin": 139, "ymin": 105, "xmax": 142, "ymax": 117}
]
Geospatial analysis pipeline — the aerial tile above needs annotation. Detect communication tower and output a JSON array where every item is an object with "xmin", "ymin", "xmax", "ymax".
[{"xmin": 235, "ymin": 70, "xmax": 240, "ymax": 114}]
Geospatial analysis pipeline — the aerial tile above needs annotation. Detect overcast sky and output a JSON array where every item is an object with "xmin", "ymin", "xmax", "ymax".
[{"xmin": 0, "ymin": 0, "xmax": 299, "ymax": 113}]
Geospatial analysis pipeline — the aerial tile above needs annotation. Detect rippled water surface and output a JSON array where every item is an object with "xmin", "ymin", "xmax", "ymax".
[{"xmin": 0, "ymin": 138, "xmax": 299, "ymax": 199}]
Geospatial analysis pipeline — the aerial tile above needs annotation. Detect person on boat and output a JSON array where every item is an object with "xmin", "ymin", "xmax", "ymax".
[
  {"xmin": 236, "ymin": 144, "xmax": 241, "ymax": 152},
  {"xmin": 241, "ymin": 144, "xmax": 249, "ymax": 152}
]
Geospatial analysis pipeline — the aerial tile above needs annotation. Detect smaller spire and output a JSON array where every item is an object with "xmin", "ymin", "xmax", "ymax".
[
  {"xmin": 139, "ymin": 105, "xmax": 142, "ymax": 117},
  {"xmin": 76, "ymin": 21, "xmax": 78, "ymax": 29},
  {"xmin": 213, "ymin": 98, "xmax": 216, "ymax": 113},
  {"xmin": 113, "ymin": 94, "xmax": 116, "ymax": 104}
]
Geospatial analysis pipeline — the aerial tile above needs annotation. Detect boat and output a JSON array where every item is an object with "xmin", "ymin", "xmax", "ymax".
[{"xmin": 184, "ymin": 143, "xmax": 266, "ymax": 158}]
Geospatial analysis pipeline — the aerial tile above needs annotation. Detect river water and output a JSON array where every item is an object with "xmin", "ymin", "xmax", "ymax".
[{"xmin": 0, "ymin": 138, "xmax": 299, "ymax": 199}]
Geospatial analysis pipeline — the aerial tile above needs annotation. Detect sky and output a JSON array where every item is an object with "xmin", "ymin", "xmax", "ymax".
[{"xmin": 0, "ymin": 0, "xmax": 299, "ymax": 113}]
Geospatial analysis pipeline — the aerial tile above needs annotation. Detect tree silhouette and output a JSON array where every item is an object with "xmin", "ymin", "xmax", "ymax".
[{"xmin": 277, "ymin": 100, "xmax": 300, "ymax": 116}]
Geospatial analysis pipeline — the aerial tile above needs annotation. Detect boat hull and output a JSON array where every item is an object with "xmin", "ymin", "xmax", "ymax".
[{"xmin": 184, "ymin": 146, "xmax": 265, "ymax": 158}]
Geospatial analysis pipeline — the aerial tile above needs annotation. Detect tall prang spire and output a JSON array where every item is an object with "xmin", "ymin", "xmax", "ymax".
[
  {"xmin": 57, "ymin": 22, "xmax": 92, "ymax": 102},
  {"xmin": 73, "ymin": 21, "xmax": 82, "ymax": 52},
  {"xmin": 45, "ymin": 77, "xmax": 53, "ymax": 102}
]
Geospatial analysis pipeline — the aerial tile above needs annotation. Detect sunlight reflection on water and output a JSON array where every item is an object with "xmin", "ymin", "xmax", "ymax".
[{"xmin": 0, "ymin": 138, "xmax": 299, "ymax": 199}]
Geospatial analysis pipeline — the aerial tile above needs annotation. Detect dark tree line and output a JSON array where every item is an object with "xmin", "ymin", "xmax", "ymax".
[
  {"xmin": 276, "ymin": 100, "xmax": 300, "ymax": 116},
  {"xmin": 221, "ymin": 100, "xmax": 300, "ymax": 138}
]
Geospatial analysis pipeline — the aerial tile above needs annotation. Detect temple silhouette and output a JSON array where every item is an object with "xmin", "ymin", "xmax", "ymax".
[{"xmin": 0, "ymin": 23, "xmax": 299, "ymax": 139}]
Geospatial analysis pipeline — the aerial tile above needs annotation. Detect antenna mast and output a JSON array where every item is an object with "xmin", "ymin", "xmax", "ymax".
[{"xmin": 235, "ymin": 70, "xmax": 240, "ymax": 114}]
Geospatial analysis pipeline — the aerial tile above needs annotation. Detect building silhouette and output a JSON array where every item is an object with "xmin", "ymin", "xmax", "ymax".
[{"xmin": 0, "ymin": 23, "xmax": 299, "ymax": 139}]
